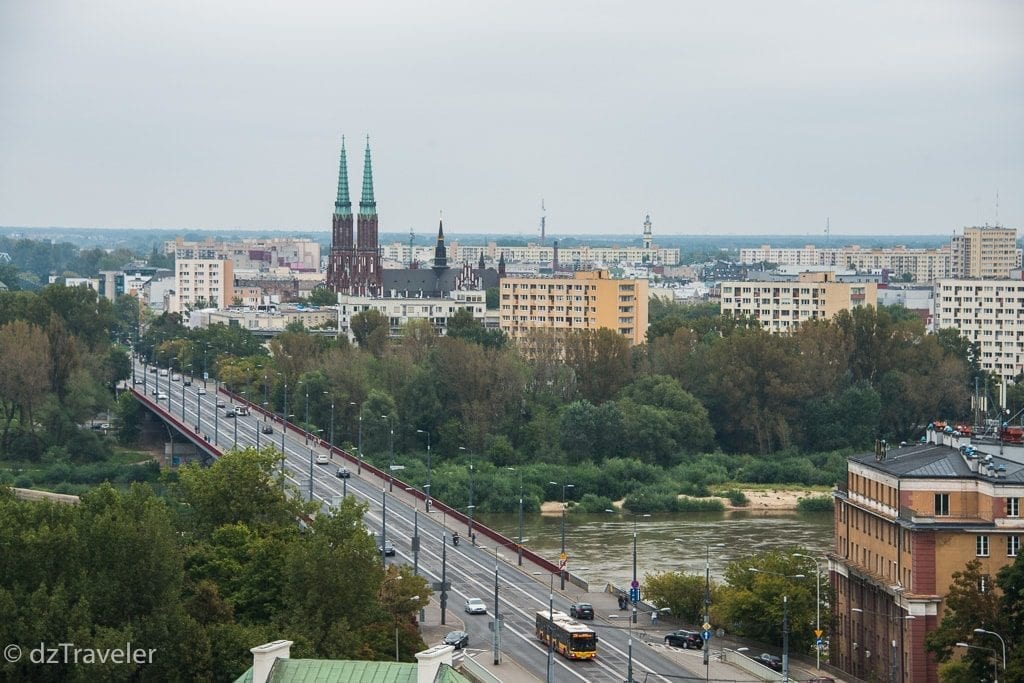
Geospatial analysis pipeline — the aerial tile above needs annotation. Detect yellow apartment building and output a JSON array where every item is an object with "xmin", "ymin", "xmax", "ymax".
[
  {"xmin": 832, "ymin": 428, "xmax": 1024, "ymax": 682},
  {"xmin": 720, "ymin": 272, "xmax": 876, "ymax": 332},
  {"xmin": 498, "ymin": 270, "xmax": 648, "ymax": 348}
]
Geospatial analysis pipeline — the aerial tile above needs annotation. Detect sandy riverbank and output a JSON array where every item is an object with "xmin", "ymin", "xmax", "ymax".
[{"xmin": 540, "ymin": 489, "xmax": 828, "ymax": 514}]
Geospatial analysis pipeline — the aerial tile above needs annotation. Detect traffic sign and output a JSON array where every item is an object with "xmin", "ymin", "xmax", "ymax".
[
  {"xmin": 629, "ymin": 587, "xmax": 640, "ymax": 603},
  {"xmin": 432, "ymin": 581, "xmax": 451, "ymax": 591},
  {"xmin": 702, "ymin": 622, "xmax": 711, "ymax": 631},
  {"xmin": 814, "ymin": 628, "xmax": 824, "ymax": 638},
  {"xmin": 701, "ymin": 630, "xmax": 712, "ymax": 641},
  {"xmin": 630, "ymin": 579, "xmax": 639, "ymax": 589},
  {"xmin": 559, "ymin": 552, "xmax": 568, "ymax": 562}
]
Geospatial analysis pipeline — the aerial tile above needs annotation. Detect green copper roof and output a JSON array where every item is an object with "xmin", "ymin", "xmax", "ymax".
[
  {"xmin": 334, "ymin": 137, "xmax": 351, "ymax": 217},
  {"xmin": 234, "ymin": 659, "xmax": 468, "ymax": 683},
  {"xmin": 359, "ymin": 136, "xmax": 376, "ymax": 216}
]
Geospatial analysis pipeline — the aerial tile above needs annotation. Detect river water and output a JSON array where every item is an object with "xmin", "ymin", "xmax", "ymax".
[{"xmin": 477, "ymin": 510, "xmax": 834, "ymax": 589}]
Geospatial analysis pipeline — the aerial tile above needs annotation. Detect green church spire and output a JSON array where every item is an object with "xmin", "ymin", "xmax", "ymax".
[
  {"xmin": 359, "ymin": 135, "xmax": 376, "ymax": 216},
  {"xmin": 334, "ymin": 136, "xmax": 351, "ymax": 217}
]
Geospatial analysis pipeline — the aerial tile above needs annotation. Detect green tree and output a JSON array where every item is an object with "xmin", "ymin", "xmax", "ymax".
[
  {"xmin": 563, "ymin": 328, "xmax": 633, "ymax": 404},
  {"xmin": 306, "ymin": 287, "xmax": 338, "ymax": 306},
  {"xmin": 643, "ymin": 571, "xmax": 717, "ymax": 625},
  {"xmin": 717, "ymin": 548, "xmax": 821, "ymax": 651},
  {"xmin": 925, "ymin": 560, "xmax": 1001, "ymax": 682},
  {"xmin": 350, "ymin": 309, "xmax": 389, "ymax": 357}
]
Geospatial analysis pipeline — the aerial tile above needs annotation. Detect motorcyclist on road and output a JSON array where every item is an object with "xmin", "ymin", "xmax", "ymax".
[{"xmin": 452, "ymin": 532, "xmax": 460, "ymax": 546}]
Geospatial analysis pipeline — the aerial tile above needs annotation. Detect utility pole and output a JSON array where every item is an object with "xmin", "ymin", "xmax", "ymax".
[
  {"xmin": 380, "ymin": 488, "xmax": 387, "ymax": 566},
  {"xmin": 782, "ymin": 595, "xmax": 790, "ymax": 682},
  {"xmin": 493, "ymin": 550, "xmax": 501, "ymax": 665},
  {"xmin": 440, "ymin": 534, "xmax": 448, "ymax": 626}
]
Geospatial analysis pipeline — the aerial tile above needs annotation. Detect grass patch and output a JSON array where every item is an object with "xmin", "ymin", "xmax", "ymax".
[{"xmin": 796, "ymin": 496, "xmax": 834, "ymax": 512}]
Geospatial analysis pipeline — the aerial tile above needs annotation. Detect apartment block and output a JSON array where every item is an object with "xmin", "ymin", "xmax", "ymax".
[
  {"xmin": 739, "ymin": 244, "xmax": 952, "ymax": 283},
  {"xmin": 337, "ymin": 290, "xmax": 489, "ymax": 340},
  {"xmin": 832, "ymin": 429, "xmax": 1024, "ymax": 682},
  {"xmin": 934, "ymin": 277, "xmax": 1024, "ymax": 382},
  {"xmin": 720, "ymin": 272, "xmax": 876, "ymax": 332},
  {"xmin": 951, "ymin": 226, "xmax": 1018, "ymax": 279},
  {"xmin": 498, "ymin": 270, "xmax": 648, "ymax": 347},
  {"xmin": 165, "ymin": 237, "xmax": 321, "ymax": 272},
  {"xmin": 172, "ymin": 258, "xmax": 234, "ymax": 313}
]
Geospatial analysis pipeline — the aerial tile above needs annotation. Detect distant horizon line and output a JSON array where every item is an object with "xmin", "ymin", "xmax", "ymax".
[{"xmin": 2, "ymin": 224, "xmax": 972, "ymax": 240}]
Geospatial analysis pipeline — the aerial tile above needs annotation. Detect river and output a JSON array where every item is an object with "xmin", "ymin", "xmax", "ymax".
[{"xmin": 477, "ymin": 509, "xmax": 833, "ymax": 589}]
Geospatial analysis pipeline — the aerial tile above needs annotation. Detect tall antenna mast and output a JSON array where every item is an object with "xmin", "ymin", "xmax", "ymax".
[
  {"xmin": 409, "ymin": 227, "xmax": 415, "ymax": 268},
  {"xmin": 824, "ymin": 217, "xmax": 830, "ymax": 245},
  {"xmin": 996, "ymin": 189, "xmax": 1000, "ymax": 226},
  {"xmin": 540, "ymin": 199, "xmax": 546, "ymax": 245}
]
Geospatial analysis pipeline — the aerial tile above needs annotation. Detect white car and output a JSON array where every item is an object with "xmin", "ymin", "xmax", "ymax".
[
  {"xmin": 197, "ymin": 388, "xmax": 207, "ymax": 395},
  {"xmin": 315, "ymin": 453, "xmax": 330, "ymax": 465},
  {"xmin": 171, "ymin": 374, "xmax": 181, "ymax": 382},
  {"xmin": 464, "ymin": 598, "xmax": 487, "ymax": 615},
  {"xmin": 157, "ymin": 393, "xmax": 168, "ymax": 400},
  {"xmin": 159, "ymin": 369, "xmax": 168, "ymax": 377}
]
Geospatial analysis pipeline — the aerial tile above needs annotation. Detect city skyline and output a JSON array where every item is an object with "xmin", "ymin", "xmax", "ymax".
[{"xmin": 1, "ymin": 1, "xmax": 1021, "ymax": 236}]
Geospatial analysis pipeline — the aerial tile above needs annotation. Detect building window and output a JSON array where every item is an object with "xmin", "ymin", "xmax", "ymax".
[
  {"xmin": 934, "ymin": 494, "xmax": 949, "ymax": 516},
  {"xmin": 976, "ymin": 535, "xmax": 989, "ymax": 557},
  {"xmin": 1009, "ymin": 536, "xmax": 1020, "ymax": 557},
  {"xmin": 1008, "ymin": 498, "xmax": 1020, "ymax": 517}
]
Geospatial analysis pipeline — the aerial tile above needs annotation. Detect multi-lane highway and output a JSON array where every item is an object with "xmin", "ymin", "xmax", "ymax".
[{"xmin": 130, "ymin": 359, "xmax": 706, "ymax": 682}]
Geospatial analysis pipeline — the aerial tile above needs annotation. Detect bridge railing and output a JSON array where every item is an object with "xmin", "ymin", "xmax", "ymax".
[{"xmin": 218, "ymin": 386, "xmax": 565, "ymax": 579}]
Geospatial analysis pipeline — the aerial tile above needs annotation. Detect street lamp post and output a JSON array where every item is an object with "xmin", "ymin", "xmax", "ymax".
[
  {"xmin": 550, "ymin": 481, "xmax": 575, "ymax": 590},
  {"xmin": 380, "ymin": 487, "xmax": 388, "ymax": 566},
  {"xmin": 281, "ymin": 381, "xmax": 289, "ymax": 485},
  {"xmin": 328, "ymin": 394, "xmax": 335, "ymax": 450},
  {"xmin": 350, "ymin": 401, "xmax": 362, "ymax": 474},
  {"xmin": 748, "ymin": 568, "xmax": 805, "ymax": 682},
  {"xmin": 382, "ymin": 415, "xmax": 395, "ymax": 492},
  {"xmin": 794, "ymin": 552, "xmax": 824, "ymax": 671},
  {"xmin": 957, "ymin": 642, "xmax": 998, "ymax": 683},
  {"xmin": 460, "ymin": 446, "xmax": 475, "ymax": 539},
  {"xmin": 973, "ymin": 628, "xmax": 1007, "ymax": 683},
  {"xmin": 508, "ymin": 468, "xmax": 524, "ymax": 566},
  {"xmin": 417, "ymin": 429, "xmax": 432, "ymax": 512}
]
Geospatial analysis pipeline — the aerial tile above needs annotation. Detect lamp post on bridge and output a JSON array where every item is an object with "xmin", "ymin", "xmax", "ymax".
[
  {"xmin": 509, "ymin": 467, "xmax": 525, "ymax": 566},
  {"xmin": 550, "ymin": 480, "xmax": 575, "ymax": 590},
  {"xmin": 417, "ymin": 429, "xmax": 431, "ymax": 512},
  {"xmin": 793, "ymin": 552, "xmax": 825, "ymax": 671},
  {"xmin": 382, "ymin": 414, "xmax": 395, "ymax": 492},
  {"xmin": 350, "ymin": 401, "xmax": 363, "ymax": 474}
]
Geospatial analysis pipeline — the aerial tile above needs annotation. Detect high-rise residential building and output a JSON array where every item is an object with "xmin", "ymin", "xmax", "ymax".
[
  {"xmin": 172, "ymin": 258, "xmax": 234, "ymax": 313},
  {"xmin": 719, "ymin": 271, "xmax": 876, "ymax": 332},
  {"xmin": 739, "ymin": 244, "xmax": 952, "ymax": 283},
  {"xmin": 950, "ymin": 226, "xmax": 1018, "ymax": 279},
  {"xmin": 498, "ymin": 270, "xmax": 648, "ymax": 348},
  {"xmin": 326, "ymin": 137, "xmax": 382, "ymax": 295},
  {"xmin": 934, "ymin": 277, "xmax": 1024, "ymax": 383},
  {"xmin": 832, "ymin": 429, "xmax": 1024, "ymax": 683},
  {"xmin": 163, "ymin": 237, "xmax": 321, "ymax": 272}
]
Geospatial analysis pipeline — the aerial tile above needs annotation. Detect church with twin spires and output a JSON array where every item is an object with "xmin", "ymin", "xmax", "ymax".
[{"xmin": 326, "ymin": 137, "xmax": 500, "ymax": 298}]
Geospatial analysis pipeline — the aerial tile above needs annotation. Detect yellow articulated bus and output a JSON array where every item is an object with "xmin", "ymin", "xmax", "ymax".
[{"xmin": 535, "ymin": 609, "xmax": 598, "ymax": 660}]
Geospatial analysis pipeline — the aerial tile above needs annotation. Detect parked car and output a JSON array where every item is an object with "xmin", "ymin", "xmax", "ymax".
[
  {"xmin": 315, "ymin": 453, "xmax": 329, "ymax": 465},
  {"xmin": 464, "ymin": 598, "xmax": 487, "ymax": 615},
  {"xmin": 261, "ymin": 424, "xmax": 274, "ymax": 434},
  {"xmin": 569, "ymin": 603, "xmax": 594, "ymax": 620},
  {"xmin": 379, "ymin": 540, "xmax": 395, "ymax": 556},
  {"xmin": 336, "ymin": 466, "xmax": 351, "ymax": 478},
  {"xmin": 443, "ymin": 630, "xmax": 469, "ymax": 650},
  {"xmin": 754, "ymin": 653, "xmax": 783, "ymax": 672},
  {"xmin": 664, "ymin": 630, "xmax": 704, "ymax": 649}
]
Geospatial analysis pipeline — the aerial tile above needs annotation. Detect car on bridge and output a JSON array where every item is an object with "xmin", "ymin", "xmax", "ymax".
[
  {"xmin": 157, "ymin": 393, "xmax": 168, "ymax": 401},
  {"xmin": 183, "ymin": 380, "xmax": 191, "ymax": 386},
  {"xmin": 569, "ymin": 602, "xmax": 594, "ymax": 620},
  {"xmin": 159, "ymin": 369, "xmax": 168, "ymax": 377},
  {"xmin": 315, "ymin": 453, "xmax": 329, "ymax": 465},
  {"xmin": 261, "ymin": 424, "xmax": 273, "ymax": 434},
  {"xmin": 443, "ymin": 630, "xmax": 469, "ymax": 650},
  {"xmin": 133, "ymin": 378, "xmax": 143, "ymax": 385},
  {"xmin": 464, "ymin": 598, "xmax": 487, "ymax": 615},
  {"xmin": 171, "ymin": 374, "xmax": 181, "ymax": 382},
  {"xmin": 664, "ymin": 630, "xmax": 703, "ymax": 649},
  {"xmin": 224, "ymin": 410, "xmax": 235, "ymax": 418},
  {"xmin": 216, "ymin": 400, "xmax": 226, "ymax": 408},
  {"xmin": 148, "ymin": 367, "xmax": 156, "ymax": 374},
  {"xmin": 754, "ymin": 653, "xmax": 783, "ymax": 672},
  {"xmin": 336, "ymin": 466, "xmax": 351, "ymax": 478},
  {"xmin": 379, "ymin": 540, "xmax": 395, "ymax": 556},
  {"xmin": 197, "ymin": 388, "xmax": 207, "ymax": 395}
]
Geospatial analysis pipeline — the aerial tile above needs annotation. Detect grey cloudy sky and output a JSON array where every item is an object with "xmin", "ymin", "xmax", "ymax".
[{"xmin": 1, "ymin": 1, "xmax": 1021, "ymax": 237}]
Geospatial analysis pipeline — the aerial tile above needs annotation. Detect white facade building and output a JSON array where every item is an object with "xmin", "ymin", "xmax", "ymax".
[{"xmin": 934, "ymin": 277, "xmax": 1024, "ymax": 382}]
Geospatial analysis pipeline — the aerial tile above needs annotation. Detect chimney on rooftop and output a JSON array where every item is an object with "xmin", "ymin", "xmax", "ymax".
[
  {"xmin": 250, "ymin": 640, "xmax": 292, "ymax": 683},
  {"xmin": 415, "ymin": 644, "xmax": 455, "ymax": 683}
]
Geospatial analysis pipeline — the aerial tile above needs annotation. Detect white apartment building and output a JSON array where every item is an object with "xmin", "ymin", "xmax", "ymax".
[
  {"xmin": 720, "ymin": 271, "xmax": 876, "ymax": 332},
  {"xmin": 336, "ymin": 290, "xmax": 490, "ymax": 340},
  {"xmin": 738, "ymin": 244, "xmax": 841, "ymax": 267},
  {"xmin": 950, "ymin": 226, "xmax": 1019, "ymax": 279},
  {"xmin": 380, "ymin": 241, "xmax": 681, "ymax": 269},
  {"xmin": 739, "ymin": 244, "xmax": 952, "ymax": 283},
  {"xmin": 172, "ymin": 258, "xmax": 234, "ymax": 313},
  {"xmin": 934, "ymin": 277, "xmax": 1024, "ymax": 382}
]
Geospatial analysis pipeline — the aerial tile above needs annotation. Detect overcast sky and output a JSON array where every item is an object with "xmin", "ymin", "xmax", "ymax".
[{"xmin": 1, "ymin": 1, "xmax": 1021, "ymax": 238}]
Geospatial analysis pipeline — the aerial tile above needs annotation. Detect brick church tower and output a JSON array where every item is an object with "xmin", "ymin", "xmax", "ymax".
[{"xmin": 327, "ymin": 136, "xmax": 382, "ymax": 295}]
